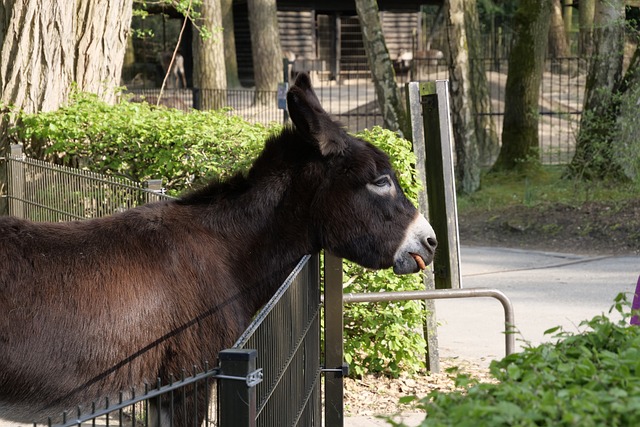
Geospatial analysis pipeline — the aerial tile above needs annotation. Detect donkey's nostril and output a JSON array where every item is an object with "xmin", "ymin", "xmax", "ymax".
[{"xmin": 426, "ymin": 236, "xmax": 438, "ymax": 251}]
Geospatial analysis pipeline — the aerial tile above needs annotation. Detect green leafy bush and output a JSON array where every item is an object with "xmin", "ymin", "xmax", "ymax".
[
  {"xmin": 395, "ymin": 294, "xmax": 640, "ymax": 426},
  {"xmin": 13, "ymin": 96, "xmax": 430, "ymax": 378},
  {"xmin": 13, "ymin": 91, "xmax": 274, "ymax": 194}
]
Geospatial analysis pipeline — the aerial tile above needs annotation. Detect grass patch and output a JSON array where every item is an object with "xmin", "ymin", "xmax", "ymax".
[{"xmin": 457, "ymin": 166, "xmax": 640, "ymax": 214}]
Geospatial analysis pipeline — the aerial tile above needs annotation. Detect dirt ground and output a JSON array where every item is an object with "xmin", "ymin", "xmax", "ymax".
[{"xmin": 458, "ymin": 199, "xmax": 640, "ymax": 256}]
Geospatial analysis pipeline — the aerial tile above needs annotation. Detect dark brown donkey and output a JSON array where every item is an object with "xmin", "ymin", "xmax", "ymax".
[{"xmin": 0, "ymin": 73, "xmax": 436, "ymax": 425}]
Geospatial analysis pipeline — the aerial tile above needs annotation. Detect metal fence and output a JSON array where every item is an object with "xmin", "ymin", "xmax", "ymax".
[
  {"xmin": 2, "ymin": 150, "xmax": 323, "ymax": 427},
  {"xmin": 127, "ymin": 56, "xmax": 584, "ymax": 166}
]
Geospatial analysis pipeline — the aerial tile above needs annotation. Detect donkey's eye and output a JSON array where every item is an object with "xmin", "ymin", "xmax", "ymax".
[{"xmin": 373, "ymin": 175, "xmax": 392, "ymax": 188}]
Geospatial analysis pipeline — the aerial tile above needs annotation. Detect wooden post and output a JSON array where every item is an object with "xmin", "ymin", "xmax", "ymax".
[
  {"xmin": 406, "ymin": 82, "xmax": 440, "ymax": 373},
  {"xmin": 419, "ymin": 81, "xmax": 462, "ymax": 291},
  {"xmin": 8, "ymin": 144, "xmax": 26, "ymax": 219}
]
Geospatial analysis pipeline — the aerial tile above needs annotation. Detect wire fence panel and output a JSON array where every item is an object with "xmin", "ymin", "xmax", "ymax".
[
  {"xmin": 233, "ymin": 254, "xmax": 322, "ymax": 427},
  {"xmin": 5, "ymin": 147, "xmax": 172, "ymax": 222}
]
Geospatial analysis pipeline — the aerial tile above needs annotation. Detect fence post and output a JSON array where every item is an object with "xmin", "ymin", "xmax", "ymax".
[
  {"xmin": 419, "ymin": 81, "xmax": 462, "ymax": 291},
  {"xmin": 218, "ymin": 349, "xmax": 259, "ymax": 427},
  {"xmin": 406, "ymin": 82, "xmax": 440, "ymax": 373},
  {"xmin": 7, "ymin": 144, "xmax": 26, "ymax": 218},
  {"xmin": 324, "ymin": 252, "xmax": 344, "ymax": 427}
]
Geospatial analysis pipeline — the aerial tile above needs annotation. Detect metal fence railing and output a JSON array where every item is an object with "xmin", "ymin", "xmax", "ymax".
[
  {"xmin": 5, "ymin": 145, "xmax": 171, "ymax": 221},
  {"xmin": 124, "ymin": 55, "xmax": 584, "ymax": 166}
]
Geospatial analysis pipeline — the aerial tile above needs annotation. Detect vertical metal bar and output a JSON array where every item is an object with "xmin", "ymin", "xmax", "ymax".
[
  {"xmin": 419, "ymin": 81, "xmax": 462, "ymax": 290},
  {"xmin": 406, "ymin": 82, "xmax": 440, "ymax": 373},
  {"xmin": 323, "ymin": 253, "xmax": 344, "ymax": 427},
  {"xmin": 218, "ymin": 349, "xmax": 258, "ymax": 427}
]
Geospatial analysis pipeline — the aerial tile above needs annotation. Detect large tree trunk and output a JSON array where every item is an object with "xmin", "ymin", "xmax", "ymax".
[
  {"xmin": 192, "ymin": 0, "xmax": 227, "ymax": 110},
  {"xmin": 221, "ymin": 0, "xmax": 241, "ymax": 88},
  {"xmin": 494, "ymin": 0, "xmax": 552, "ymax": 173},
  {"xmin": 445, "ymin": 0, "xmax": 500, "ymax": 194},
  {"xmin": 567, "ymin": 0, "xmax": 626, "ymax": 180},
  {"xmin": 247, "ymin": 0, "xmax": 282, "ymax": 105},
  {"xmin": 0, "ymin": 0, "xmax": 132, "ymax": 214},
  {"xmin": 0, "ymin": 0, "xmax": 131, "ymax": 114},
  {"xmin": 354, "ymin": 0, "xmax": 409, "ymax": 137}
]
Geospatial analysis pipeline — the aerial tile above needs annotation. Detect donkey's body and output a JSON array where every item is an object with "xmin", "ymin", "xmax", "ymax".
[{"xmin": 0, "ymin": 74, "xmax": 436, "ymax": 424}]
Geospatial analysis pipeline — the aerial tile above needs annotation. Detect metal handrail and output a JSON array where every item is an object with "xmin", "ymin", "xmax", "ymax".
[{"xmin": 342, "ymin": 288, "xmax": 516, "ymax": 357}]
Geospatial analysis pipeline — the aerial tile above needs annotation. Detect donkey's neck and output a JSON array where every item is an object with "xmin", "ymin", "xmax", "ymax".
[{"xmin": 177, "ymin": 168, "xmax": 319, "ymax": 313}]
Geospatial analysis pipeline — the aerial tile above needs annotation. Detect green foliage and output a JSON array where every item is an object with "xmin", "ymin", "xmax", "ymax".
[
  {"xmin": 457, "ymin": 166, "xmax": 640, "ymax": 214},
  {"xmin": 13, "ymin": 96, "xmax": 429, "ymax": 378},
  {"xmin": 13, "ymin": 91, "xmax": 274, "ymax": 195},
  {"xmin": 344, "ymin": 128, "xmax": 429, "ymax": 378},
  {"xmin": 391, "ymin": 294, "xmax": 640, "ymax": 426}
]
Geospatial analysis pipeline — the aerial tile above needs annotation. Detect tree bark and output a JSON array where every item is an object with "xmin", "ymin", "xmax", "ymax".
[
  {"xmin": 192, "ymin": 0, "xmax": 227, "ymax": 110},
  {"xmin": 494, "ymin": 0, "xmax": 552, "ymax": 173},
  {"xmin": 548, "ymin": 0, "xmax": 571, "ymax": 73},
  {"xmin": 444, "ymin": 0, "xmax": 500, "ymax": 193},
  {"xmin": 579, "ymin": 0, "xmax": 596, "ymax": 57},
  {"xmin": 221, "ymin": 0, "xmax": 241, "ymax": 88},
  {"xmin": 0, "ymin": 0, "xmax": 131, "ymax": 114},
  {"xmin": 567, "ymin": 0, "xmax": 625, "ymax": 180},
  {"xmin": 0, "ymin": 0, "xmax": 132, "ymax": 214},
  {"xmin": 354, "ymin": 0, "xmax": 409, "ymax": 138},
  {"xmin": 247, "ymin": 0, "xmax": 282, "ymax": 104}
]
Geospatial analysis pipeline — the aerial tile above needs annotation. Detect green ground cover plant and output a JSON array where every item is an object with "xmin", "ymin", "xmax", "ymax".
[
  {"xmin": 390, "ymin": 294, "xmax": 640, "ymax": 427},
  {"xmin": 12, "ymin": 95, "xmax": 429, "ymax": 378}
]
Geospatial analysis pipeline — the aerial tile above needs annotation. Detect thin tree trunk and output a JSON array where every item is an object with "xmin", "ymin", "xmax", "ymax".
[
  {"xmin": 192, "ymin": 0, "xmax": 227, "ymax": 110},
  {"xmin": 445, "ymin": 0, "xmax": 500, "ymax": 192},
  {"xmin": 247, "ymin": 0, "xmax": 282, "ymax": 105},
  {"xmin": 579, "ymin": 0, "xmax": 596, "ymax": 57},
  {"xmin": 494, "ymin": 0, "xmax": 552, "ymax": 173},
  {"xmin": 354, "ymin": 0, "xmax": 408, "ymax": 138},
  {"xmin": 221, "ymin": 0, "xmax": 241, "ymax": 88},
  {"xmin": 548, "ymin": 0, "xmax": 571, "ymax": 73},
  {"xmin": 567, "ymin": 0, "xmax": 625, "ymax": 179}
]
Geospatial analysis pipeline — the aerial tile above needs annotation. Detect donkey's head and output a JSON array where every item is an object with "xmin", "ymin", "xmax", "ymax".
[{"xmin": 287, "ymin": 74, "xmax": 437, "ymax": 274}]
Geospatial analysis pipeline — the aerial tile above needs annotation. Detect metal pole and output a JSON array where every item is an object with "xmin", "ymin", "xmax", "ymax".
[
  {"xmin": 218, "ymin": 349, "xmax": 259, "ymax": 427},
  {"xmin": 324, "ymin": 253, "xmax": 344, "ymax": 427},
  {"xmin": 343, "ymin": 288, "xmax": 516, "ymax": 357}
]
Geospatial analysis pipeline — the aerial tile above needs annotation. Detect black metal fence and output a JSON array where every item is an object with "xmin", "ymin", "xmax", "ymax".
[
  {"xmin": 126, "ymin": 55, "xmax": 585, "ymax": 166},
  {"xmin": 2, "ymin": 150, "xmax": 323, "ymax": 427}
]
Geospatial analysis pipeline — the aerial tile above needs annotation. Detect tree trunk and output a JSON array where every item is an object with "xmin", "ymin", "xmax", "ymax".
[
  {"xmin": 579, "ymin": 0, "xmax": 596, "ymax": 57},
  {"xmin": 0, "ymin": 0, "xmax": 132, "ymax": 214},
  {"xmin": 354, "ymin": 0, "xmax": 409, "ymax": 138},
  {"xmin": 548, "ymin": 0, "xmax": 571, "ymax": 73},
  {"xmin": 494, "ymin": 0, "xmax": 552, "ymax": 173},
  {"xmin": 192, "ymin": 0, "xmax": 227, "ymax": 110},
  {"xmin": 567, "ymin": 0, "xmax": 625, "ymax": 180},
  {"xmin": 444, "ymin": 0, "xmax": 500, "ymax": 193},
  {"xmin": 247, "ymin": 0, "xmax": 282, "ymax": 105},
  {"xmin": 221, "ymin": 0, "xmax": 241, "ymax": 88}
]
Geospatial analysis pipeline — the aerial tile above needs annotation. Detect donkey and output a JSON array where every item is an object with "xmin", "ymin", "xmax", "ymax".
[{"xmin": 0, "ymin": 73, "xmax": 436, "ymax": 425}]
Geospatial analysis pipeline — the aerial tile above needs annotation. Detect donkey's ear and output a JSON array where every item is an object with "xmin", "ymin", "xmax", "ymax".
[{"xmin": 287, "ymin": 73, "xmax": 348, "ymax": 157}]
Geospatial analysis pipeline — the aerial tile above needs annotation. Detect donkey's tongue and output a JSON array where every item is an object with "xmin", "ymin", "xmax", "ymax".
[{"xmin": 410, "ymin": 253, "xmax": 426, "ymax": 270}]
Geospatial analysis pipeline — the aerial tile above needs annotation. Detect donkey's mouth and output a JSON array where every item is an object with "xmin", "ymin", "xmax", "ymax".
[{"xmin": 410, "ymin": 252, "xmax": 427, "ymax": 270}]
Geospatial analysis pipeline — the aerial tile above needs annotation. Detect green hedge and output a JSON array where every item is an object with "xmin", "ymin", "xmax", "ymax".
[
  {"xmin": 393, "ymin": 294, "xmax": 640, "ymax": 426},
  {"xmin": 13, "ymin": 93, "xmax": 430, "ymax": 378}
]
